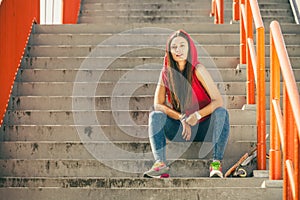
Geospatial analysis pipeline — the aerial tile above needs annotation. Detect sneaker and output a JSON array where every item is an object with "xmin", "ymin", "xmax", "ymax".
[
  {"xmin": 209, "ymin": 160, "xmax": 223, "ymax": 178},
  {"xmin": 143, "ymin": 161, "xmax": 170, "ymax": 178}
]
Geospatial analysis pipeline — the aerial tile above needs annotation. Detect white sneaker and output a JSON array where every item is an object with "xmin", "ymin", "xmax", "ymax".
[{"xmin": 209, "ymin": 160, "xmax": 223, "ymax": 178}]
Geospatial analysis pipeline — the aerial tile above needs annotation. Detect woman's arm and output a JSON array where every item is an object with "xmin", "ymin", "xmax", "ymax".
[
  {"xmin": 186, "ymin": 64, "xmax": 223, "ymax": 126},
  {"xmin": 153, "ymin": 72, "xmax": 183, "ymax": 120}
]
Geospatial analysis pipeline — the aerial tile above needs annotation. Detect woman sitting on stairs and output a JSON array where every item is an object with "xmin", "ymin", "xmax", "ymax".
[{"xmin": 143, "ymin": 30, "xmax": 230, "ymax": 178}]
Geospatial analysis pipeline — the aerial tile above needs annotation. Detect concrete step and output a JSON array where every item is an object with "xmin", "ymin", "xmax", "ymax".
[
  {"xmin": 32, "ymin": 23, "xmax": 240, "ymax": 34},
  {"xmin": 80, "ymin": 2, "xmax": 231, "ymax": 11},
  {"xmin": 8, "ymin": 93, "xmax": 297, "ymax": 112},
  {"xmin": 26, "ymin": 45, "xmax": 239, "ymax": 57},
  {"xmin": 0, "ymin": 158, "xmax": 258, "ymax": 177},
  {"xmin": 8, "ymin": 95, "xmax": 247, "ymax": 110},
  {"xmin": 260, "ymin": 8, "xmax": 293, "ymax": 16},
  {"xmin": 0, "ymin": 186, "xmax": 282, "ymax": 200},
  {"xmin": 262, "ymin": 17, "xmax": 294, "ymax": 25},
  {"xmin": 32, "ymin": 23, "xmax": 300, "ymax": 34},
  {"xmin": 20, "ymin": 56, "xmax": 300, "ymax": 70},
  {"xmin": 80, "ymin": 9, "xmax": 229, "ymax": 17},
  {"xmin": 85, "ymin": 0, "xmax": 206, "ymax": 2},
  {"xmin": 3, "ymin": 177, "xmax": 280, "ymax": 200},
  {"xmin": 78, "ymin": 16, "xmax": 217, "ymax": 24},
  {"xmin": 12, "ymin": 82, "xmax": 158, "ymax": 96},
  {"xmin": 84, "ymin": 0, "xmax": 207, "ymax": 2},
  {"xmin": 26, "ymin": 44, "xmax": 300, "ymax": 57},
  {"xmin": 30, "ymin": 33, "xmax": 242, "ymax": 45},
  {"xmin": 84, "ymin": 0, "xmax": 288, "ymax": 3},
  {"xmin": 258, "ymin": 2, "xmax": 291, "ymax": 10},
  {"xmin": 80, "ymin": 2, "xmax": 290, "ymax": 11},
  {"xmin": 78, "ymin": 0, "xmax": 294, "ymax": 24},
  {"xmin": 0, "ymin": 177, "xmax": 266, "ymax": 188},
  {"xmin": 0, "ymin": 140, "xmax": 258, "ymax": 160},
  {"xmin": 3, "ymin": 109, "xmax": 263, "ymax": 125},
  {"xmin": 16, "ymin": 68, "xmax": 246, "ymax": 82},
  {"xmin": 0, "ymin": 125, "xmax": 259, "ymax": 142},
  {"xmin": 12, "ymin": 81, "xmax": 300, "ymax": 97},
  {"xmin": 78, "ymin": 15, "xmax": 294, "ymax": 24},
  {"xmin": 21, "ymin": 56, "xmax": 240, "ymax": 69},
  {"xmin": 29, "ymin": 33, "xmax": 300, "ymax": 46},
  {"xmin": 80, "ymin": 9, "xmax": 293, "ymax": 18},
  {"xmin": 16, "ymin": 68, "xmax": 300, "ymax": 83}
]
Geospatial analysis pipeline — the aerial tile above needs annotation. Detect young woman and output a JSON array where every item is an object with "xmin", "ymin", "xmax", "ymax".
[{"xmin": 143, "ymin": 30, "xmax": 230, "ymax": 178}]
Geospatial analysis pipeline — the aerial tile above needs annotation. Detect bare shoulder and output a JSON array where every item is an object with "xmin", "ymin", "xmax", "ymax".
[
  {"xmin": 195, "ymin": 63, "xmax": 205, "ymax": 71},
  {"xmin": 195, "ymin": 63, "xmax": 210, "ymax": 80}
]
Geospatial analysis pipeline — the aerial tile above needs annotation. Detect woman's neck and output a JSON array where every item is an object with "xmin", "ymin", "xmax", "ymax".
[{"xmin": 177, "ymin": 61, "xmax": 186, "ymax": 72}]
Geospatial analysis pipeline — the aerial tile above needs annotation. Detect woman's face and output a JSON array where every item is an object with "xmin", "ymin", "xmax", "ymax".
[{"xmin": 170, "ymin": 36, "xmax": 189, "ymax": 63}]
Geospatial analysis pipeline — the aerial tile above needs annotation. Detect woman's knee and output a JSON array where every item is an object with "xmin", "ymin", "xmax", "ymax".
[
  {"xmin": 149, "ymin": 111, "xmax": 167, "ymax": 124},
  {"xmin": 211, "ymin": 107, "xmax": 229, "ymax": 124},
  {"xmin": 213, "ymin": 107, "xmax": 229, "ymax": 117}
]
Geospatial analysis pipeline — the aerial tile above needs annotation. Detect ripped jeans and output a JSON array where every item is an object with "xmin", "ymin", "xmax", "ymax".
[{"xmin": 148, "ymin": 107, "xmax": 230, "ymax": 163}]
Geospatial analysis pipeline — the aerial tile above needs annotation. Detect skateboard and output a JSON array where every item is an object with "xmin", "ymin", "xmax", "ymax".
[
  {"xmin": 225, "ymin": 134, "xmax": 270, "ymax": 178},
  {"xmin": 224, "ymin": 148, "xmax": 257, "ymax": 178}
]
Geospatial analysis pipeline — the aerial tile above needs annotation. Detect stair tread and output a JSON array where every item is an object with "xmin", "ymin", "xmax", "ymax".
[
  {"xmin": 0, "ymin": 187, "xmax": 282, "ymax": 200},
  {"xmin": 33, "ymin": 23, "xmax": 300, "ymax": 34},
  {"xmin": 0, "ymin": 158, "xmax": 257, "ymax": 178},
  {"xmin": 0, "ymin": 176, "xmax": 266, "ymax": 188}
]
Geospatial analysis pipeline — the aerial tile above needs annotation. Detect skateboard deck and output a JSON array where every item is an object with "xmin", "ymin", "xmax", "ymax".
[
  {"xmin": 225, "ymin": 147, "xmax": 259, "ymax": 178},
  {"xmin": 224, "ymin": 153, "xmax": 249, "ymax": 177}
]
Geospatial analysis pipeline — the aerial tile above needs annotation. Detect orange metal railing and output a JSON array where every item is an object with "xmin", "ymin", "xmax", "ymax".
[
  {"xmin": 236, "ymin": 0, "xmax": 266, "ymax": 170},
  {"xmin": 210, "ymin": 0, "xmax": 224, "ymax": 24},
  {"xmin": 0, "ymin": 0, "xmax": 81, "ymax": 126},
  {"xmin": 270, "ymin": 20, "xmax": 300, "ymax": 200},
  {"xmin": 232, "ymin": 0, "xmax": 239, "ymax": 21},
  {"xmin": 63, "ymin": 0, "xmax": 81, "ymax": 24},
  {"xmin": 0, "ymin": 0, "xmax": 40, "ymax": 126}
]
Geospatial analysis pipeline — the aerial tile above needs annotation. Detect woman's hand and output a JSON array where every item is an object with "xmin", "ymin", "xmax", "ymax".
[
  {"xmin": 186, "ymin": 112, "xmax": 199, "ymax": 126},
  {"xmin": 181, "ymin": 120, "xmax": 192, "ymax": 141}
]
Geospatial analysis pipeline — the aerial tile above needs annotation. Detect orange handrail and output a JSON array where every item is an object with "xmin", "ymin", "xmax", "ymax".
[
  {"xmin": 238, "ymin": 0, "xmax": 266, "ymax": 170},
  {"xmin": 63, "ymin": 0, "xmax": 82, "ymax": 24},
  {"xmin": 210, "ymin": 0, "xmax": 224, "ymax": 24},
  {"xmin": 270, "ymin": 20, "xmax": 300, "ymax": 200},
  {"xmin": 0, "ymin": 0, "xmax": 82, "ymax": 126}
]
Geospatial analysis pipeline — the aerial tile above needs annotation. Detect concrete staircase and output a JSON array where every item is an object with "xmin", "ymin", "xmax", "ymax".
[{"xmin": 0, "ymin": 0, "xmax": 299, "ymax": 199}]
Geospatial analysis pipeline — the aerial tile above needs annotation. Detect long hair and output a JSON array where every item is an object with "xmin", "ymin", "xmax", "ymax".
[{"xmin": 165, "ymin": 30, "xmax": 196, "ymax": 113}]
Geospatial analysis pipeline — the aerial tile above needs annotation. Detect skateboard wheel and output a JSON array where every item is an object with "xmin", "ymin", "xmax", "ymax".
[{"xmin": 237, "ymin": 168, "xmax": 247, "ymax": 177}]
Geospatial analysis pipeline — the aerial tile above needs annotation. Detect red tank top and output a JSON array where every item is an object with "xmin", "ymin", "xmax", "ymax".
[{"xmin": 161, "ymin": 66, "xmax": 211, "ymax": 121}]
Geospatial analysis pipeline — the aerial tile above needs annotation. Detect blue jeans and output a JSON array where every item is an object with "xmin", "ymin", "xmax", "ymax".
[{"xmin": 148, "ymin": 107, "xmax": 230, "ymax": 163}]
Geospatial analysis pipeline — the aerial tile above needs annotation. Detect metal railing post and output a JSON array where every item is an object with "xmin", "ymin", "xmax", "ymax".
[
  {"xmin": 256, "ymin": 25, "xmax": 266, "ymax": 170},
  {"xmin": 211, "ymin": 0, "xmax": 224, "ymax": 24},
  {"xmin": 238, "ymin": 0, "xmax": 266, "ymax": 170},
  {"xmin": 246, "ymin": 0, "xmax": 255, "ymax": 104},
  {"xmin": 233, "ymin": 0, "xmax": 240, "ymax": 21},
  {"xmin": 240, "ymin": 0, "xmax": 246, "ymax": 64},
  {"xmin": 270, "ymin": 30, "xmax": 282, "ymax": 180}
]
